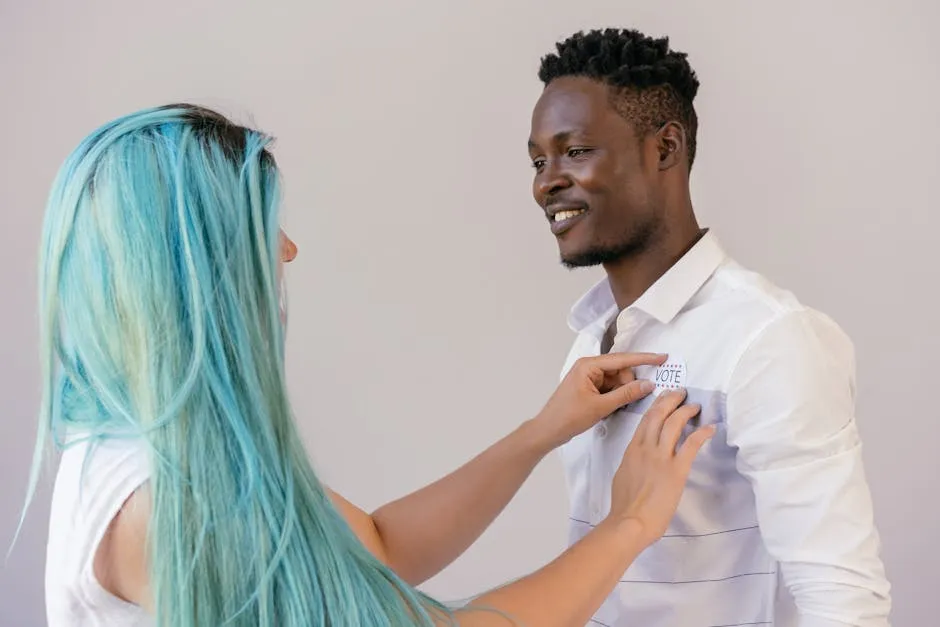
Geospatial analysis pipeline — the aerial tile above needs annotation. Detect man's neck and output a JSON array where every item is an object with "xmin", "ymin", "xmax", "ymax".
[{"xmin": 603, "ymin": 223, "xmax": 706, "ymax": 311}]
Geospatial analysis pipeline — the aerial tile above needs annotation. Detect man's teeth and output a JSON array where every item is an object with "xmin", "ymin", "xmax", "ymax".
[{"xmin": 554, "ymin": 209, "xmax": 585, "ymax": 222}]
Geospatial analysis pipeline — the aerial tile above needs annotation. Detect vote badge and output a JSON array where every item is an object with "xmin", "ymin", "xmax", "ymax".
[{"xmin": 653, "ymin": 358, "xmax": 687, "ymax": 396}]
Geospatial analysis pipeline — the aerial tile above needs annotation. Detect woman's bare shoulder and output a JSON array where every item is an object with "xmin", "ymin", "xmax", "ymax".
[{"xmin": 93, "ymin": 483, "xmax": 153, "ymax": 612}]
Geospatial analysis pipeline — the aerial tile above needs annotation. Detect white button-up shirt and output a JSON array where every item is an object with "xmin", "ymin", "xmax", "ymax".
[{"xmin": 559, "ymin": 232, "xmax": 891, "ymax": 627}]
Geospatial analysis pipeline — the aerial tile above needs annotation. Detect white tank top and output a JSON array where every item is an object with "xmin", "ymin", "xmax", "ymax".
[{"xmin": 45, "ymin": 437, "xmax": 153, "ymax": 626}]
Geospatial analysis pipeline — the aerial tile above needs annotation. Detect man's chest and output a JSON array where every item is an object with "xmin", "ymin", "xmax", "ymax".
[{"xmin": 560, "ymin": 327, "xmax": 776, "ymax": 625}]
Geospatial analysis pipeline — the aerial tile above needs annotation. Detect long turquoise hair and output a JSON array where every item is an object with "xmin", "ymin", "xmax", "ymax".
[{"xmin": 28, "ymin": 104, "xmax": 458, "ymax": 626}]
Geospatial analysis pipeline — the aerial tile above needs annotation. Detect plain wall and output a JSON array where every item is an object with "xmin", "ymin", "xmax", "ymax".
[{"xmin": 1, "ymin": 1, "xmax": 936, "ymax": 624}]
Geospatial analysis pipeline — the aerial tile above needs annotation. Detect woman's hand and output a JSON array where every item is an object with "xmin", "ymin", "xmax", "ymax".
[
  {"xmin": 608, "ymin": 388, "xmax": 715, "ymax": 547},
  {"xmin": 531, "ymin": 353, "xmax": 667, "ymax": 450}
]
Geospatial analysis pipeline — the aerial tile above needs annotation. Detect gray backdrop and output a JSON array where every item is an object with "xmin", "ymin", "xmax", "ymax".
[{"xmin": 2, "ymin": 1, "xmax": 936, "ymax": 625}]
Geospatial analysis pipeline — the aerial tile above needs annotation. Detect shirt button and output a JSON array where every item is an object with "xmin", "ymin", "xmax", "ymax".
[{"xmin": 595, "ymin": 423, "xmax": 608, "ymax": 438}]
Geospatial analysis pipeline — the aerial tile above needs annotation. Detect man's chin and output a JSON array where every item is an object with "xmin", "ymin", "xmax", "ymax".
[
  {"xmin": 559, "ymin": 236, "xmax": 651, "ymax": 269},
  {"xmin": 559, "ymin": 246, "xmax": 615, "ymax": 269},
  {"xmin": 560, "ymin": 254, "xmax": 601, "ymax": 269}
]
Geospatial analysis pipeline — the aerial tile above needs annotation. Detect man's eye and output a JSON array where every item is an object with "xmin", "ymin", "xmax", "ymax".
[
  {"xmin": 567, "ymin": 148, "xmax": 590, "ymax": 158},
  {"xmin": 531, "ymin": 159, "xmax": 546, "ymax": 170}
]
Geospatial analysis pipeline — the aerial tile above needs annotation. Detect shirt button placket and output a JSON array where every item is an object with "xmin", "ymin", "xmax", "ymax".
[{"xmin": 596, "ymin": 308, "xmax": 641, "ymax": 521}]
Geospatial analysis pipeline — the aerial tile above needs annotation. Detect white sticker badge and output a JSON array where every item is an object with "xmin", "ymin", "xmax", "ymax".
[{"xmin": 653, "ymin": 358, "xmax": 687, "ymax": 395}]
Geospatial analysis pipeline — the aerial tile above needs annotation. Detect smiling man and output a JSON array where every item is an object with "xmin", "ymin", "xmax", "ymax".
[{"xmin": 527, "ymin": 28, "xmax": 891, "ymax": 627}]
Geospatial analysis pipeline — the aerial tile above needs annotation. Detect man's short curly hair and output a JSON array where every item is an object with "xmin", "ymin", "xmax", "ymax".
[{"xmin": 538, "ymin": 28, "xmax": 700, "ymax": 167}]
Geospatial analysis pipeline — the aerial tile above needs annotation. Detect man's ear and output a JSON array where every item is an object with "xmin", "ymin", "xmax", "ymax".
[{"xmin": 656, "ymin": 122, "xmax": 687, "ymax": 171}]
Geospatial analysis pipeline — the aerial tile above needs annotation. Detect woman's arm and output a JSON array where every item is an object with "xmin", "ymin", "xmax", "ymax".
[
  {"xmin": 452, "ymin": 517, "xmax": 647, "ymax": 626},
  {"xmin": 327, "ymin": 417, "xmax": 548, "ymax": 582},
  {"xmin": 328, "ymin": 352, "xmax": 664, "ymax": 585}
]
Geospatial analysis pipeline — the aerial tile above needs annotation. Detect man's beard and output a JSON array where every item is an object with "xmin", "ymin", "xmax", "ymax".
[{"xmin": 561, "ymin": 222, "xmax": 656, "ymax": 269}]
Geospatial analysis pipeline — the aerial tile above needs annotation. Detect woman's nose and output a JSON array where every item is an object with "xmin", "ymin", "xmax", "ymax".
[{"xmin": 280, "ymin": 231, "xmax": 298, "ymax": 263}]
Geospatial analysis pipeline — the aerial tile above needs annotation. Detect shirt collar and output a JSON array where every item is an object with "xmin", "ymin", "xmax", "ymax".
[
  {"xmin": 567, "ymin": 230, "xmax": 726, "ymax": 333},
  {"xmin": 567, "ymin": 278, "xmax": 618, "ymax": 334}
]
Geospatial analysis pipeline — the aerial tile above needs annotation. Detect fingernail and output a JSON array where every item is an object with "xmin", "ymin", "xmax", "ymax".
[{"xmin": 639, "ymin": 380, "xmax": 655, "ymax": 393}]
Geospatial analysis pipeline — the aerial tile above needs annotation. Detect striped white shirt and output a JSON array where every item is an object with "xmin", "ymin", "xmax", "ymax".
[{"xmin": 559, "ymin": 231, "xmax": 891, "ymax": 627}]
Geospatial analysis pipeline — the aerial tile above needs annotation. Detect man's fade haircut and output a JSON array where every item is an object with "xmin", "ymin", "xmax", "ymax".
[{"xmin": 538, "ymin": 28, "xmax": 700, "ymax": 167}]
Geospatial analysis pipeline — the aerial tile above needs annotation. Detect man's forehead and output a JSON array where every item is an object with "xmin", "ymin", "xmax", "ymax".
[
  {"xmin": 537, "ymin": 78, "xmax": 607, "ymax": 111},
  {"xmin": 531, "ymin": 79, "xmax": 615, "ymax": 136}
]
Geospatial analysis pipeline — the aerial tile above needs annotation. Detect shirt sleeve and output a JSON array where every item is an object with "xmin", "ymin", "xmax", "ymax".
[{"xmin": 725, "ymin": 308, "xmax": 892, "ymax": 627}]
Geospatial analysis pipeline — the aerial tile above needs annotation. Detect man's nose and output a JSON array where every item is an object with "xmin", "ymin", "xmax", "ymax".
[{"xmin": 536, "ymin": 163, "xmax": 572, "ymax": 201}]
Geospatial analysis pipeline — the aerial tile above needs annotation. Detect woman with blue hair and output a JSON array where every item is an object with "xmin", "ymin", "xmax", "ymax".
[{"xmin": 29, "ymin": 103, "xmax": 714, "ymax": 626}]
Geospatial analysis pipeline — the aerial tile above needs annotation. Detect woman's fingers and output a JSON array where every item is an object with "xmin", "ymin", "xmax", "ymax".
[
  {"xmin": 578, "ymin": 352, "xmax": 667, "ymax": 375},
  {"xmin": 658, "ymin": 403, "xmax": 702, "ymax": 453},
  {"xmin": 574, "ymin": 353, "xmax": 665, "ymax": 391},
  {"xmin": 678, "ymin": 425, "xmax": 717, "ymax": 471},
  {"xmin": 569, "ymin": 353, "xmax": 659, "ymax": 395},
  {"xmin": 634, "ymin": 389, "xmax": 687, "ymax": 446}
]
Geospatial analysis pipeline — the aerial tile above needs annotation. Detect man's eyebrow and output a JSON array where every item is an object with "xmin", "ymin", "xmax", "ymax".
[{"xmin": 528, "ymin": 130, "xmax": 578, "ymax": 150}]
